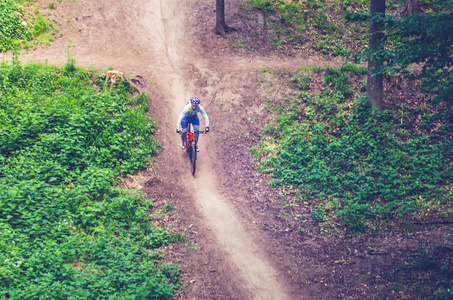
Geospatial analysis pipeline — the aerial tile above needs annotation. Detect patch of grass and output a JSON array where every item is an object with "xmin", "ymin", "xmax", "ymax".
[
  {"xmin": 259, "ymin": 68, "xmax": 276, "ymax": 75},
  {"xmin": 312, "ymin": 36, "xmax": 352, "ymax": 57},
  {"xmin": 311, "ymin": 206, "xmax": 326, "ymax": 222},
  {"xmin": 232, "ymin": 37, "xmax": 245, "ymax": 49},
  {"xmin": 324, "ymin": 67, "xmax": 351, "ymax": 97},
  {"xmin": 291, "ymin": 73, "xmax": 311, "ymax": 90},
  {"xmin": 341, "ymin": 62, "xmax": 367, "ymax": 75},
  {"xmin": 298, "ymin": 66, "xmax": 324, "ymax": 73},
  {"xmin": 161, "ymin": 204, "xmax": 175, "ymax": 213},
  {"xmin": 250, "ymin": 147, "xmax": 261, "ymax": 159},
  {"xmin": 0, "ymin": 59, "xmax": 182, "ymax": 298}
]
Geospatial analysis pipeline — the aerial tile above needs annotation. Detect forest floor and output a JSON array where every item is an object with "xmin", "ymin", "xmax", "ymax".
[{"xmin": 8, "ymin": 0, "xmax": 452, "ymax": 299}]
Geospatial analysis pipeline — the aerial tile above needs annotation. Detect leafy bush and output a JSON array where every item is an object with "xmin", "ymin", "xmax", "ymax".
[
  {"xmin": 256, "ymin": 68, "xmax": 453, "ymax": 232},
  {"xmin": 0, "ymin": 0, "xmax": 25, "ymax": 51},
  {"xmin": 0, "ymin": 60, "xmax": 182, "ymax": 298},
  {"xmin": 0, "ymin": 0, "xmax": 56, "ymax": 52}
]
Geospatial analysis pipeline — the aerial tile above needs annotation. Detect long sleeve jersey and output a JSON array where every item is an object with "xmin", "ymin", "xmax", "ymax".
[{"xmin": 176, "ymin": 103, "xmax": 210, "ymax": 129}]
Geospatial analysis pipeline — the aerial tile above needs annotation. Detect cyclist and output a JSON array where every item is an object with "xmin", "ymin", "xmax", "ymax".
[{"xmin": 176, "ymin": 97, "xmax": 210, "ymax": 151}]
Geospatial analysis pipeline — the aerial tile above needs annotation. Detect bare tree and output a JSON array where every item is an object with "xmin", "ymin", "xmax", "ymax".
[
  {"xmin": 367, "ymin": 0, "xmax": 385, "ymax": 111},
  {"xmin": 215, "ymin": 0, "xmax": 237, "ymax": 38}
]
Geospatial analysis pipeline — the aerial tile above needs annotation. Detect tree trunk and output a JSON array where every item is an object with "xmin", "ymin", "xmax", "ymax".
[
  {"xmin": 367, "ymin": 0, "xmax": 385, "ymax": 111},
  {"xmin": 215, "ymin": 0, "xmax": 237, "ymax": 38},
  {"xmin": 402, "ymin": 0, "xmax": 420, "ymax": 16}
]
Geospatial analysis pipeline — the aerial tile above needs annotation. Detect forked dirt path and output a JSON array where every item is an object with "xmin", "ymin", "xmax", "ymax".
[
  {"xmin": 136, "ymin": 1, "xmax": 290, "ymax": 298},
  {"xmin": 140, "ymin": 1, "xmax": 290, "ymax": 299},
  {"xmin": 7, "ymin": 0, "xmax": 339, "ymax": 298}
]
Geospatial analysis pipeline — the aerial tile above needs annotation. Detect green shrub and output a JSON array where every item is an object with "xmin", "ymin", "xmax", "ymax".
[
  {"xmin": 0, "ymin": 0, "xmax": 56, "ymax": 52},
  {"xmin": 259, "ymin": 84, "xmax": 453, "ymax": 232},
  {"xmin": 0, "ymin": 61, "xmax": 181, "ymax": 298},
  {"xmin": 0, "ymin": 0, "xmax": 25, "ymax": 51}
]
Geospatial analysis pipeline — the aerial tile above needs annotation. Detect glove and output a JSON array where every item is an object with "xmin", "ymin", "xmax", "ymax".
[
  {"xmin": 205, "ymin": 127, "xmax": 209, "ymax": 133},
  {"xmin": 176, "ymin": 128, "xmax": 180, "ymax": 133}
]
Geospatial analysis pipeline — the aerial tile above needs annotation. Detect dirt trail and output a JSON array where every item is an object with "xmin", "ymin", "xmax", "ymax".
[
  {"xmin": 142, "ymin": 1, "xmax": 291, "ymax": 299},
  {"xmin": 6, "ymin": 0, "xmax": 300, "ymax": 298},
  {"xmin": 194, "ymin": 156, "xmax": 290, "ymax": 299}
]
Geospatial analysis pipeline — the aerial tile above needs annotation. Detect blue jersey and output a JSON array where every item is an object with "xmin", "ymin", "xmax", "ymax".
[{"xmin": 176, "ymin": 103, "xmax": 210, "ymax": 129}]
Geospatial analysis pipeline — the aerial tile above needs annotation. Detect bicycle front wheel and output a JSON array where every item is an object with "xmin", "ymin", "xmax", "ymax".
[{"xmin": 189, "ymin": 143, "xmax": 197, "ymax": 175}]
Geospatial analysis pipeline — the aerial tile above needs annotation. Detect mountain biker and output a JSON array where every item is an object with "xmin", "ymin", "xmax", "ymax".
[{"xmin": 176, "ymin": 97, "xmax": 210, "ymax": 152}]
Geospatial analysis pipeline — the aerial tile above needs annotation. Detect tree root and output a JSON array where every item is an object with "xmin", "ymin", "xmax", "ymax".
[{"xmin": 216, "ymin": 25, "xmax": 239, "ymax": 39}]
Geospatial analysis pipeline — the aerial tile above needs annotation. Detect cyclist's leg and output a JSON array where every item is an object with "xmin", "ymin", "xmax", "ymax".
[
  {"xmin": 190, "ymin": 116, "xmax": 201, "ymax": 152},
  {"xmin": 181, "ymin": 117, "xmax": 190, "ymax": 147},
  {"xmin": 191, "ymin": 115, "xmax": 200, "ymax": 142}
]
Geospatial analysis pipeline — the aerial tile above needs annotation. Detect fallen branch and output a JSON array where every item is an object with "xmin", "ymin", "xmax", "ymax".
[{"xmin": 104, "ymin": 70, "xmax": 143, "ymax": 93}]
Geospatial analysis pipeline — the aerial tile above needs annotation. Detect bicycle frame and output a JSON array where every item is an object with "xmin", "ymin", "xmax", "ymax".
[
  {"xmin": 183, "ymin": 131, "xmax": 195, "ymax": 151},
  {"xmin": 182, "ymin": 123, "xmax": 207, "ymax": 150},
  {"xmin": 179, "ymin": 123, "xmax": 207, "ymax": 175}
]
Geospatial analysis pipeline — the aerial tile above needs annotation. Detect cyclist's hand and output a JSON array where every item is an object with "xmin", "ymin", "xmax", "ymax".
[
  {"xmin": 205, "ymin": 127, "xmax": 209, "ymax": 133},
  {"xmin": 176, "ymin": 128, "xmax": 181, "ymax": 133}
]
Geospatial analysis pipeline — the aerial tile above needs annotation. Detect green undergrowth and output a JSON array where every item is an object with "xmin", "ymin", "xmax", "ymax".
[
  {"xmin": 0, "ymin": 58, "xmax": 183, "ymax": 298},
  {"xmin": 0, "ymin": 0, "xmax": 57, "ymax": 52},
  {"xmin": 241, "ymin": 0, "xmax": 436, "ymax": 57},
  {"xmin": 241, "ymin": 0, "xmax": 379, "ymax": 56},
  {"xmin": 252, "ymin": 65, "xmax": 453, "ymax": 233}
]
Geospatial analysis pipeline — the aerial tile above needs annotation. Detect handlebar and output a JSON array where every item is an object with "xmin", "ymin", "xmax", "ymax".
[{"xmin": 176, "ymin": 129, "xmax": 209, "ymax": 134}]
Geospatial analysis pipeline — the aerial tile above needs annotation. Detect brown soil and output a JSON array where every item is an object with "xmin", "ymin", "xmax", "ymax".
[{"xmin": 10, "ymin": 0, "xmax": 452, "ymax": 299}]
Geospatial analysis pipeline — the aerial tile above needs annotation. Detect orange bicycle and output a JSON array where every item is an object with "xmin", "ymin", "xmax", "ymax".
[{"xmin": 177, "ymin": 124, "xmax": 207, "ymax": 175}]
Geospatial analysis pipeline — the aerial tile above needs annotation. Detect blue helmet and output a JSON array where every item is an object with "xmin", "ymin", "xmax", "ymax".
[{"xmin": 190, "ymin": 97, "xmax": 200, "ymax": 107}]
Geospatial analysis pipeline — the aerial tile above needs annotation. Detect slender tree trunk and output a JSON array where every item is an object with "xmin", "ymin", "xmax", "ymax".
[
  {"xmin": 215, "ymin": 0, "xmax": 237, "ymax": 38},
  {"xmin": 402, "ymin": 0, "xmax": 420, "ymax": 16},
  {"xmin": 367, "ymin": 0, "xmax": 385, "ymax": 111}
]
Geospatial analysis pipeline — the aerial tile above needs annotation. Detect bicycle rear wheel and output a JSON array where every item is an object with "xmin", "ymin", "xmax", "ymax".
[{"xmin": 189, "ymin": 142, "xmax": 197, "ymax": 175}]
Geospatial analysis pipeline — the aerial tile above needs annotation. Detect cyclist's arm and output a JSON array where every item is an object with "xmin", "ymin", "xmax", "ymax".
[
  {"xmin": 199, "ymin": 105, "xmax": 210, "ymax": 127},
  {"xmin": 176, "ymin": 111, "xmax": 185, "ymax": 130},
  {"xmin": 176, "ymin": 104, "xmax": 191, "ymax": 130}
]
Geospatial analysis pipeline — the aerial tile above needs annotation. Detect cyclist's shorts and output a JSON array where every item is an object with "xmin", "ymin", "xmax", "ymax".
[{"xmin": 181, "ymin": 115, "xmax": 200, "ymax": 129}]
